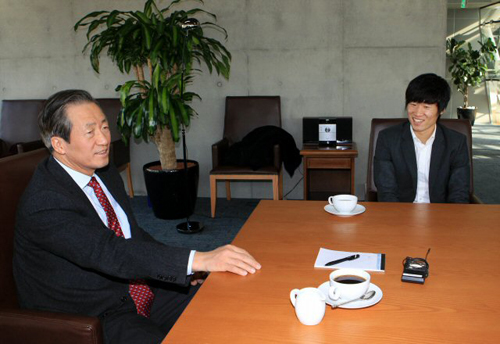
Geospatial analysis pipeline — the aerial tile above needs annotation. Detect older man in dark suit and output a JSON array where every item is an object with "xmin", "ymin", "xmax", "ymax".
[
  {"xmin": 13, "ymin": 90, "xmax": 261, "ymax": 344},
  {"xmin": 374, "ymin": 73, "xmax": 470, "ymax": 203}
]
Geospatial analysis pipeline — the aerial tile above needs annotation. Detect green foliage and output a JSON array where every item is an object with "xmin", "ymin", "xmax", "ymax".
[
  {"xmin": 74, "ymin": 0, "xmax": 231, "ymax": 144},
  {"xmin": 446, "ymin": 37, "xmax": 497, "ymax": 108},
  {"xmin": 115, "ymin": 73, "xmax": 200, "ymax": 144}
]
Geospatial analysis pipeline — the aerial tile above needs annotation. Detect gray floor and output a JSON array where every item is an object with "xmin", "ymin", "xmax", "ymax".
[
  {"xmin": 472, "ymin": 123, "xmax": 500, "ymax": 204},
  {"xmin": 131, "ymin": 197, "xmax": 259, "ymax": 250}
]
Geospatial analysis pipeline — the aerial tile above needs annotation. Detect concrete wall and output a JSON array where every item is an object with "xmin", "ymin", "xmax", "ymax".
[{"xmin": 0, "ymin": 0, "xmax": 447, "ymax": 200}]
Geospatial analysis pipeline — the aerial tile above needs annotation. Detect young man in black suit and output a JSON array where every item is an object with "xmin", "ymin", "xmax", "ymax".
[
  {"xmin": 374, "ymin": 73, "xmax": 470, "ymax": 203},
  {"xmin": 13, "ymin": 90, "xmax": 261, "ymax": 344}
]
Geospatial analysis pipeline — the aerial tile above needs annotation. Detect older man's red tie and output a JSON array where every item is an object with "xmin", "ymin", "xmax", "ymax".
[{"xmin": 88, "ymin": 177, "xmax": 154, "ymax": 318}]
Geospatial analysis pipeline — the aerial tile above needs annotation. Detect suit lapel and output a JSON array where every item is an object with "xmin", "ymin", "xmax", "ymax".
[
  {"xmin": 47, "ymin": 157, "xmax": 142, "ymax": 239},
  {"xmin": 401, "ymin": 123, "xmax": 418, "ymax": 190},
  {"xmin": 46, "ymin": 156, "xmax": 95, "ymax": 207},
  {"xmin": 46, "ymin": 157, "xmax": 109, "ymax": 227},
  {"xmin": 429, "ymin": 124, "xmax": 445, "ymax": 198}
]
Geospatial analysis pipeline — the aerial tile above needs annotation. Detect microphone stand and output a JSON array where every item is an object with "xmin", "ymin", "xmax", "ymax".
[{"xmin": 176, "ymin": 18, "xmax": 203, "ymax": 234}]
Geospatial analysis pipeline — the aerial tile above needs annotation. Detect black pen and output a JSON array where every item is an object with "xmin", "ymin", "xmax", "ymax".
[{"xmin": 325, "ymin": 254, "xmax": 360, "ymax": 267}]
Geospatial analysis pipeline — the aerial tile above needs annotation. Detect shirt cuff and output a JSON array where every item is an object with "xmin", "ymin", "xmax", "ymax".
[{"xmin": 187, "ymin": 250, "xmax": 196, "ymax": 275}]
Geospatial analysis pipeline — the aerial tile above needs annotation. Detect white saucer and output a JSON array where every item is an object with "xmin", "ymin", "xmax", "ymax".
[
  {"xmin": 317, "ymin": 282, "xmax": 383, "ymax": 309},
  {"xmin": 324, "ymin": 204, "xmax": 366, "ymax": 216}
]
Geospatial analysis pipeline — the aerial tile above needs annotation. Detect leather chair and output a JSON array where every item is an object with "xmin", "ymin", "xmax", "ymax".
[
  {"xmin": 365, "ymin": 118, "xmax": 480, "ymax": 203},
  {"xmin": 0, "ymin": 99, "xmax": 134, "ymax": 197},
  {"xmin": 0, "ymin": 148, "xmax": 103, "ymax": 344},
  {"xmin": 97, "ymin": 99, "xmax": 134, "ymax": 198},
  {"xmin": 210, "ymin": 96, "xmax": 283, "ymax": 218},
  {"xmin": 0, "ymin": 100, "xmax": 45, "ymax": 157}
]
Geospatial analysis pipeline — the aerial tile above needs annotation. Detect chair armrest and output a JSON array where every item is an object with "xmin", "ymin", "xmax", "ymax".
[
  {"xmin": 273, "ymin": 144, "xmax": 281, "ymax": 170},
  {"xmin": 0, "ymin": 308, "xmax": 103, "ymax": 344},
  {"xmin": 15, "ymin": 140, "xmax": 45, "ymax": 154},
  {"xmin": 212, "ymin": 138, "xmax": 229, "ymax": 169}
]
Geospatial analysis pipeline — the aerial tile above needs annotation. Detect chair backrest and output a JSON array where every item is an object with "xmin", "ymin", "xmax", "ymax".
[
  {"xmin": 97, "ymin": 99, "xmax": 122, "ymax": 142},
  {"xmin": 0, "ymin": 100, "xmax": 45, "ymax": 156},
  {"xmin": 0, "ymin": 148, "xmax": 50, "ymax": 308},
  {"xmin": 223, "ymin": 96, "xmax": 281, "ymax": 145},
  {"xmin": 95, "ymin": 99, "xmax": 129, "ymax": 169},
  {"xmin": 0, "ymin": 98, "xmax": 128, "ymax": 169},
  {"xmin": 365, "ymin": 118, "xmax": 474, "ymax": 202}
]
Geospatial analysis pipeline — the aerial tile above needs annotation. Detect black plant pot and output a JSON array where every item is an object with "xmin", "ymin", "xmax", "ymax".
[
  {"xmin": 457, "ymin": 107, "xmax": 476, "ymax": 126},
  {"xmin": 143, "ymin": 160, "xmax": 199, "ymax": 220}
]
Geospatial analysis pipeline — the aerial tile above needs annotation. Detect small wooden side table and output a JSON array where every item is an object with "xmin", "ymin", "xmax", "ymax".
[{"xmin": 300, "ymin": 143, "xmax": 358, "ymax": 200}]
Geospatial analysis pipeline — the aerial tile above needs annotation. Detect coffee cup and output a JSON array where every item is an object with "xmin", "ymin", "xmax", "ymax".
[
  {"xmin": 328, "ymin": 268, "xmax": 370, "ymax": 301},
  {"xmin": 328, "ymin": 194, "xmax": 357, "ymax": 213},
  {"xmin": 290, "ymin": 287, "xmax": 326, "ymax": 325}
]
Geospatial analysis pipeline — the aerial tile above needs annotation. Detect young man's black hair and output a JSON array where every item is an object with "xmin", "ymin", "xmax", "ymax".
[{"xmin": 405, "ymin": 73, "xmax": 451, "ymax": 113}]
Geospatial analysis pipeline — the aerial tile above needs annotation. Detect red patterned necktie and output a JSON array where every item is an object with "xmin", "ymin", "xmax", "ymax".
[{"xmin": 88, "ymin": 177, "xmax": 155, "ymax": 318}]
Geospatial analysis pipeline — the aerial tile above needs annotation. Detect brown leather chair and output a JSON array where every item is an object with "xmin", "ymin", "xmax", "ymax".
[
  {"xmin": 97, "ymin": 99, "xmax": 134, "ymax": 198},
  {"xmin": 0, "ymin": 99, "xmax": 134, "ymax": 197},
  {"xmin": 210, "ymin": 96, "xmax": 283, "ymax": 218},
  {"xmin": 365, "ymin": 118, "xmax": 480, "ymax": 203},
  {"xmin": 0, "ymin": 148, "xmax": 103, "ymax": 344},
  {"xmin": 0, "ymin": 100, "xmax": 45, "ymax": 157}
]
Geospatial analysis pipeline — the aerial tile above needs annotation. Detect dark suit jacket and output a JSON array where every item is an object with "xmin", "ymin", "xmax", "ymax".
[
  {"xmin": 13, "ymin": 156, "xmax": 191, "ymax": 318},
  {"xmin": 222, "ymin": 125, "xmax": 302, "ymax": 177},
  {"xmin": 374, "ymin": 121, "xmax": 470, "ymax": 203}
]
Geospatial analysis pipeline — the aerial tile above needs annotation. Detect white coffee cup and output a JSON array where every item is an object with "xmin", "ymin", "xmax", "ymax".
[
  {"xmin": 290, "ymin": 287, "xmax": 326, "ymax": 326},
  {"xmin": 328, "ymin": 268, "xmax": 370, "ymax": 301},
  {"xmin": 328, "ymin": 194, "xmax": 358, "ymax": 213}
]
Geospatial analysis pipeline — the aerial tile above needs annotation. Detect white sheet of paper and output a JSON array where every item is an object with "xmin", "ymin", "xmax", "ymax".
[{"xmin": 314, "ymin": 248, "xmax": 385, "ymax": 272}]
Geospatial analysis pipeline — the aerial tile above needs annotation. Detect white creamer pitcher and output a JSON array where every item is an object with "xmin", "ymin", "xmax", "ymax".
[{"xmin": 289, "ymin": 287, "xmax": 326, "ymax": 325}]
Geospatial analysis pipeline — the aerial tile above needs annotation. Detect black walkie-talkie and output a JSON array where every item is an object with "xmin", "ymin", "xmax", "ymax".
[{"xmin": 401, "ymin": 248, "xmax": 431, "ymax": 284}]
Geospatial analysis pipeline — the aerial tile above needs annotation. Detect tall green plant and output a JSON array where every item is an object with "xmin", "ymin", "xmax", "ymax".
[
  {"xmin": 446, "ymin": 37, "xmax": 497, "ymax": 108},
  {"xmin": 74, "ymin": 0, "xmax": 231, "ymax": 170}
]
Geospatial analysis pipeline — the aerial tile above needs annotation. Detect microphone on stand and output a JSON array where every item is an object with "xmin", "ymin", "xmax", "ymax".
[{"xmin": 176, "ymin": 18, "xmax": 203, "ymax": 234}]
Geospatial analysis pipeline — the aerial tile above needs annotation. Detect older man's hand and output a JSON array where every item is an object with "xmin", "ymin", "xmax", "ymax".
[
  {"xmin": 190, "ymin": 271, "xmax": 208, "ymax": 286},
  {"xmin": 192, "ymin": 244, "xmax": 261, "ymax": 276}
]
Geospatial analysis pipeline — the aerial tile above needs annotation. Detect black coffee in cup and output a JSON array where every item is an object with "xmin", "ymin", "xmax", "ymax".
[{"xmin": 334, "ymin": 275, "xmax": 366, "ymax": 284}]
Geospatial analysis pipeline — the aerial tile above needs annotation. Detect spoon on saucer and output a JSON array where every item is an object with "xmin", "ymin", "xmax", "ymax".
[{"xmin": 330, "ymin": 290, "xmax": 376, "ymax": 309}]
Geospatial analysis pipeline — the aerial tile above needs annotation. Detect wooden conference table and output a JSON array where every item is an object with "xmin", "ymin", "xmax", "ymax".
[{"xmin": 164, "ymin": 201, "xmax": 500, "ymax": 343}]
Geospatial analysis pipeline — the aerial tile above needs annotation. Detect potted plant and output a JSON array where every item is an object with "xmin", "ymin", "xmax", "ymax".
[
  {"xmin": 446, "ymin": 37, "xmax": 497, "ymax": 125},
  {"xmin": 75, "ymin": 0, "xmax": 231, "ymax": 219}
]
